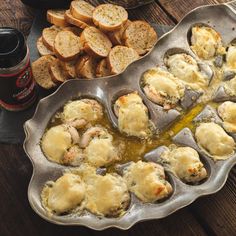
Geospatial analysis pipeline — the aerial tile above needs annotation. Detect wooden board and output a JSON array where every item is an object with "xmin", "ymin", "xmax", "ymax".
[
  {"xmin": 158, "ymin": 0, "xmax": 231, "ymax": 22},
  {"xmin": 1, "ymin": 0, "xmax": 236, "ymax": 235}
]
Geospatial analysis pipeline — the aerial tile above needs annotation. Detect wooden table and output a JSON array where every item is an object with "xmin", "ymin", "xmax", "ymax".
[{"xmin": 1, "ymin": 0, "xmax": 236, "ymax": 235}]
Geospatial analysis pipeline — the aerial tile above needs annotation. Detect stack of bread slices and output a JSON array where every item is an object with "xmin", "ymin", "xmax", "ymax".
[{"xmin": 32, "ymin": 0, "xmax": 158, "ymax": 89}]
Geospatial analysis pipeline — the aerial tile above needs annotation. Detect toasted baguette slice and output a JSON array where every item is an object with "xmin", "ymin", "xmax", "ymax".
[
  {"xmin": 65, "ymin": 10, "xmax": 90, "ymax": 29},
  {"xmin": 49, "ymin": 59, "xmax": 68, "ymax": 83},
  {"xmin": 32, "ymin": 55, "xmax": 56, "ymax": 89},
  {"xmin": 37, "ymin": 37, "xmax": 54, "ymax": 56},
  {"xmin": 54, "ymin": 30, "xmax": 82, "ymax": 61},
  {"xmin": 123, "ymin": 20, "xmax": 158, "ymax": 55},
  {"xmin": 60, "ymin": 60, "xmax": 77, "ymax": 78},
  {"xmin": 96, "ymin": 59, "xmax": 111, "ymax": 77},
  {"xmin": 80, "ymin": 26, "xmax": 112, "ymax": 58},
  {"xmin": 75, "ymin": 55, "xmax": 98, "ymax": 79},
  {"xmin": 47, "ymin": 9, "xmax": 69, "ymax": 27},
  {"xmin": 42, "ymin": 25, "xmax": 61, "ymax": 51},
  {"xmin": 62, "ymin": 26, "xmax": 82, "ymax": 36},
  {"xmin": 70, "ymin": 0, "xmax": 95, "ymax": 24},
  {"xmin": 108, "ymin": 46, "xmax": 139, "ymax": 74},
  {"xmin": 107, "ymin": 20, "xmax": 131, "ymax": 45},
  {"xmin": 92, "ymin": 4, "xmax": 128, "ymax": 31}
]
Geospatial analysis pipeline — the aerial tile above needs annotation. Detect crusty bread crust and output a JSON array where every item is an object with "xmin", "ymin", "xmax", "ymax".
[
  {"xmin": 65, "ymin": 10, "xmax": 92, "ymax": 29},
  {"xmin": 123, "ymin": 20, "xmax": 158, "ymax": 55},
  {"xmin": 32, "ymin": 55, "xmax": 56, "ymax": 89},
  {"xmin": 92, "ymin": 4, "xmax": 128, "ymax": 32},
  {"xmin": 49, "ymin": 59, "xmax": 68, "ymax": 83},
  {"xmin": 37, "ymin": 37, "xmax": 54, "ymax": 56},
  {"xmin": 47, "ymin": 9, "xmax": 69, "ymax": 27},
  {"xmin": 70, "ymin": 0, "xmax": 95, "ymax": 24},
  {"xmin": 60, "ymin": 60, "xmax": 77, "ymax": 79},
  {"xmin": 42, "ymin": 25, "xmax": 61, "ymax": 51},
  {"xmin": 54, "ymin": 30, "xmax": 82, "ymax": 61},
  {"xmin": 80, "ymin": 26, "xmax": 112, "ymax": 58},
  {"xmin": 108, "ymin": 45, "xmax": 139, "ymax": 74},
  {"xmin": 75, "ymin": 55, "xmax": 98, "ymax": 79},
  {"xmin": 96, "ymin": 58, "xmax": 111, "ymax": 77},
  {"xmin": 107, "ymin": 20, "xmax": 131, "ymax": 45},
  {"xmin": 62, "ymin": 26, "xmax": 82, "ymax": 36}
]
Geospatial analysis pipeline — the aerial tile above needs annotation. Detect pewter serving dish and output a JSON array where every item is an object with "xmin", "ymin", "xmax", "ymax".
[{"xmin": 24, "ymin": 2, "xmax": 236, "ymax": 230}]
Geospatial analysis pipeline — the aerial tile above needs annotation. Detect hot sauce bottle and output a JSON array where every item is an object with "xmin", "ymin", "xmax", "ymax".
[{"xmin": 0, "ymin": 27, "xmax": 37, "ymax": 111}]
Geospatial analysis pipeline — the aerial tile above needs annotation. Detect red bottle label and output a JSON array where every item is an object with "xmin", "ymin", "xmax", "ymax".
[{"xmin": 0, "ymin": 58, "xmax": 36, "ymax": 111}]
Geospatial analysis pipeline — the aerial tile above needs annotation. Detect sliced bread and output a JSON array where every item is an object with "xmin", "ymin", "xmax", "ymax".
[
  {"xmin": 70, "ymin": 0, "xmax": 95, "ymax": 24},
  {"xmin": 47, "ymin": 9, "xmax": 69, "ymax": 27},
  {"xmin": 65, "ymin": 9, "xmax": 91, "ymax": 29},
  {"xmin": 54, "ymin": 30, "xmax": 82, "ymax": 61},
  {"xmin": 75, "ymin": 55, "xmax": 98, "ymax": 79},
  {"xmin": 80, "ymin": 26, "xmax": 112, "ymax": 57},
  {"xmin": 49, "ymin": 59, "xmax": 69, "ymax": 83},
  {"xmin": 123, "ymin": 20, "xmax": 158, "ymax": 55},
  {"xmin": 107, "ymin": 20, "xmax": 131, "ymax": 45},
  {"xmin": 60, "ymin": 60, "xmax": 77, "ymax": 79},
  {"xmin": 37, "ymin": 37, "xmax": 54, "ymax": 56},
  {"xmin": 108, "ymin": 45, "xmax": 139, "ymax": 74},
  {"xmin": 96, "ymin": 58, "xmax": 111, "ymax": 77},
  {"xmin": 62, "ymin": 26, "xmax": 82, "ymax": 36},
  {"xmin": 42, "ymin": 25, "xmax": 61, "ymax": 51},
  {"xmin": 92, "ymin": 4, "xmax": 128, "ymax": 31},
  {"xmin": 32, "ymin": 55, "xmax": 56, "ymax": 89}
]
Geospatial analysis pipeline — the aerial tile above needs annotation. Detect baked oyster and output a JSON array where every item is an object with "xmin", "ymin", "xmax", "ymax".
[
  {"xmin": 41, "ymin": 173, "xmax": 85, "ymax": 215},
  {"xmin": 190, "ymin": 25, "xmax": 225, "ymax": 60},
  {"xmin": 218, "ymin": 101, "xmax": 236, "ymax": 133},
  {"xmin": 84, "ymin": 172, "xmax": 130, "ymax": 217},
  {"xmin": 165, "ymin": 53, "xmax": 211, "ymax": 91},
  {"xmin": 80, "ymin": 126, "xmax": 121, "ymax": 167},
  {"xmin": 41, "ymin": 124, "xmax": 82, "ymax": 165},
  {"xmin": 114, "ymin": 92, "xmax": 154, "ymax": 138},
  {"xmin": 195, "ymin": 122, "xmax": 235, "ymax": 160},
  {"xmin": 160, "ymin": 145, "xmax": 207, "ymax": 183},
  {"xmin": 62, "ymin": 99, "xmax": 103, "ymax": 128},
  {"xmin": 123, "ymin": 161, "xmax": 172, "ymax": 203},
  {"xmin": 142, "ymin": 67, "xmax": 185, "ymax": 109}
]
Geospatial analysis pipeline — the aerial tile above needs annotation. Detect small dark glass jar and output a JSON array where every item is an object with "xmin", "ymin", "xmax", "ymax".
[{"xmin": 0, "ymin": 28, "xmax": 37, "ymax": 111}]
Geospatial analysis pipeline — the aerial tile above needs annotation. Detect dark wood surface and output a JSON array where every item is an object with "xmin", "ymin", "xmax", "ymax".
[{"xmin": 0, "ymin": 0, "xmax": 236, "ymax": 235}]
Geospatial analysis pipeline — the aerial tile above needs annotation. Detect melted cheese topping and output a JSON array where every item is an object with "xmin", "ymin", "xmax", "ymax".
[
  {"xmin": 166, "ymin": 53, "xmax": 208, "ymax": 91},
  {"xmin": 62, "ymin": 99, "xmax": 103, "ymax": 123},
  {"xmin": 195, "ymin": 122, "xmax": 235, "ymax": 160},
  {"xmin": 226, "ymin": 45, "xmax": 236, "ymax": 70},
  {"xmin": 41, "ymin": 125, "xmax": 73, "ymax": 163},
  {"xmin": 161, "ymin": 146, "xmax": 207, "ymax": 183},
  {"xmin": 63, "ymin": 145, "xmax": 84, "ymax": 166},
  {"xmin": 41, "ymin": 173, "xmax": 85, "ymax": 214},
  {"xmin": 84, "ymin": 131, "xmax": 119, "ymax": 167},
  {"xmin": 124, "ymin": 161, "xmax": 172, "ymax": 203},
  {"xmin": 143, "ymin": 67, "xmax": 185, "ymax": 105},
  {"xmin": 115, "ymin": 93, "xmax": 152, "ymax": 138},
  {"xmin": 85, "ymin": 173, "xmax": 130, "ymax": 216},
  {"xmin": 224, "ymin": 77, "xmax": 236, "ymax": 96},
  {"xmin": 191, "ymin": 26, "xmax": 225, "ymax": 60},
  {"xmin": 218, "ymin": 101, "xmax": 236, "ymax": 133}
]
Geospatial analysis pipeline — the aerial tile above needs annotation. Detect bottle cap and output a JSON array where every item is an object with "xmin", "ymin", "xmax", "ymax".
[{"xmin": 0, "ymin": 27, "xmax": 27, "ymax": 68}]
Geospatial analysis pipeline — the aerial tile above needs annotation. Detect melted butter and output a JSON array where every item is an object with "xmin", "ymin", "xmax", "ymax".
[
  {"xmin": 47, "ymin": 67, "xmax": 223, "ymax": 171},
  {"xmin": 48, "ymin": 102, "xmax": 210, "ymax": 172}
]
